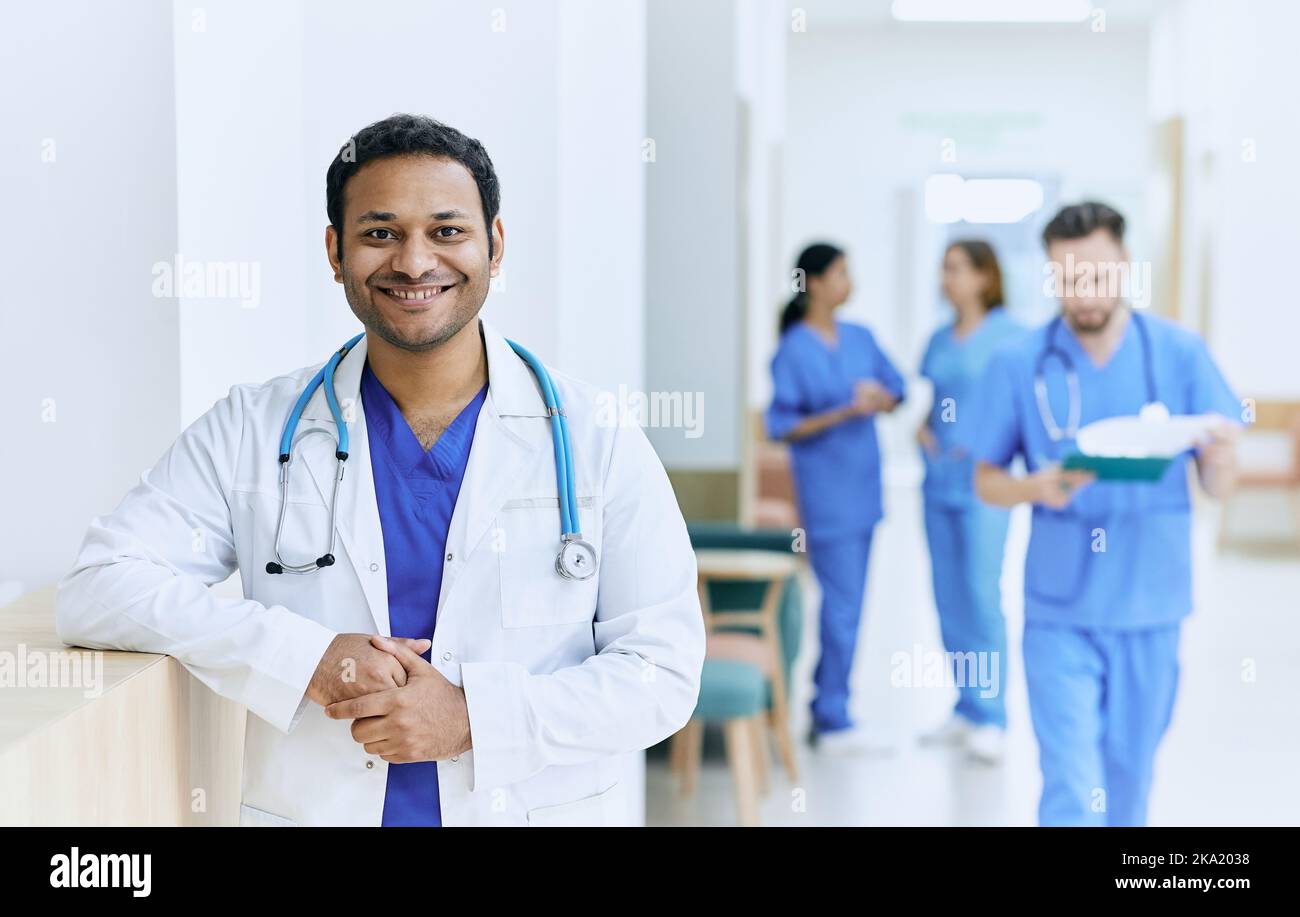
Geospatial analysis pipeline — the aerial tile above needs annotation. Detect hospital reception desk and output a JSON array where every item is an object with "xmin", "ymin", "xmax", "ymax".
[{"xmin": 0, "ymin": 587, "xmax": 246, "ymax": 826}]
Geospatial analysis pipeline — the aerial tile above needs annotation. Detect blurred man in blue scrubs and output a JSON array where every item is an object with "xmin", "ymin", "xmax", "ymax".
[
  {"xmin": 968, "ymin": 202, "xmax": 1240, "ymax": 826},
  {"xmin": 767, "ymin": 243, "xmax": 906, "ymax": 754},
  {"xmin": 917, "ymin": 240, "xmax": 1025, "ymax": 764}
]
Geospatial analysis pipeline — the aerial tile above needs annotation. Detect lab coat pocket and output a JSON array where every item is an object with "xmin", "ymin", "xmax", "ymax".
[
  {"xmin": 496, "ymin": 500, "xmax": 599, "ymax": 629},
  {"xmin": 525, "ymin": 781, "xmax": 620, "ymax": 827},
  {"xmin": 238, "ymin": 803, "xmax": 298, "ymax": 827},
  {"xmin": 274, "ymin": 499, "xmax": 335, "ymax": 563},
  {"xmin": 240, "ymin": 491, "xmax": 340, "ymax": 619},
  {"xmin": 1024, "ymin": 510, "xmax": 1090, "ymax": 605},
  {"xmin": 249, "ymin": 491, "xmax": 335, "ymax": 572}
]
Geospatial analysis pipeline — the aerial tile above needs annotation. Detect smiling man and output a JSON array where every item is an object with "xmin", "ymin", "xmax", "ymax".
[{"xmin": 57, "ymin": 114, "xmax": 705, "ymax": 827}]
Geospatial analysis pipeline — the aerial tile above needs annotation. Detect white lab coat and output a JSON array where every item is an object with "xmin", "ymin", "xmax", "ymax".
[{"xmin": 56, "ymin": 318, "xmax": 705, "ymax": 826}]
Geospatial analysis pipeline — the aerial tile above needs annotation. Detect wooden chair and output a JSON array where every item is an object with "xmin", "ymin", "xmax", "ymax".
[{"xmin": 671, "ymin": 548, "xmax": 801, "ymax": 825}]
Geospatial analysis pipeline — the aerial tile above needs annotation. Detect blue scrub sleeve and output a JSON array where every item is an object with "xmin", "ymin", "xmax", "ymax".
[
  {"xmin": 869, "ymin": 329, "xmax": 907, "ymax": 402},
  {"xmin": 765, "ymin": 343, "xmax": 805, "ymax": 441},
  {"xmin": 962, "ymin": 350, "xmax": 1022, "ymax": 467},
  {"xmin": 1185, "ymin": 337, "xmax": 1242, "ymax": 422}
]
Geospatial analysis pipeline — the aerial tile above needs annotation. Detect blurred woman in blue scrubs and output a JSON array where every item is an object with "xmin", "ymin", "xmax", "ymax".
[
  {"xmin": 916, "ymin": 240, "xmax": 1025, "ymax": 764},
  {"xmin": 766, "ymin": 243, "xmax": 905, "ymax": 754}
]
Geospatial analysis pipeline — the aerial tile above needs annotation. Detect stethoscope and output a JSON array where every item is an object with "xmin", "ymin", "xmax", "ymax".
[
  {"xmin": 1034, "ymin": 310, "xmax": 1166, "ymax": 450},
  {"xmin": 265, "ymin": 333, "xmax": 598, "ymax": 581}
]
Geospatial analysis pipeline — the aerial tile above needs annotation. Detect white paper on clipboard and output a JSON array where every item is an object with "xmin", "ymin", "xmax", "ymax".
[{"xmin": 1075, "ymin": 413, "xmax": 1223, "ymax": 459}]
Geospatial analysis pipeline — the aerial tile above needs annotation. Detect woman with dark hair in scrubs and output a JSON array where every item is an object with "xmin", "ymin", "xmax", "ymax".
[
  {"xmin": 916, "ymin": 240, "xmax": 1025, "ymax": 763},
  {"xmin": 765, "ymin": 243, "xmax": 906, "ymax": 754}
]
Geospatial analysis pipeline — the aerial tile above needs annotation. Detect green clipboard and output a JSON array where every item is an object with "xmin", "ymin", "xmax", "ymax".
[{"xmin": 1062, "ymin": 452, "xmax": 1174, "ymax": 482}]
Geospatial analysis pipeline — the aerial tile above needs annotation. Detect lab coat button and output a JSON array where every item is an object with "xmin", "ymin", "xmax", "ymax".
[
  {"xmin": 442, "ymin": 652, "xmax": 452, "ymax": 662},
  {"xmin": 365, "ymin": 760, "xmax": 374, "ymax": 769},
  {"xmin": 369, "ymin": 562, "xmax": 379, "ymax": 572},
  {"xmin": 446, "ymin": 552, "xmax": 454, "ymax": 562},
  {"xmin": 450, "ymin": 755, "xmax": 459, "ymax": 763}
]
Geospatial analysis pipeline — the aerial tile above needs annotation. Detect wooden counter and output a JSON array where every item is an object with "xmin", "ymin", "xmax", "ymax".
[{"xmin": 0, "ymin": 586, "xmax": 245, "ymax": 826}]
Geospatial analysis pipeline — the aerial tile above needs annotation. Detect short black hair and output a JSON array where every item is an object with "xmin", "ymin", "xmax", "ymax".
[
  {"xmin": 1041, "ymin": 201, "xmax": 1126, "ymax": 248},
  {"xmin": 326, "ymin": 113, "xmax": 500, "ymax": 262}
]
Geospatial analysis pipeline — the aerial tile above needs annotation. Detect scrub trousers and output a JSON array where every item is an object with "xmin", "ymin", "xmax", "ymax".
[
  {"xmin": 922, "ymin": 498, "xmax": 1011, "ymax": 728},
  {"xmin": 806, "ymin": 527, "xmax": 874, "ymax": 733},
  {"xmin": 1023, "ymin": 621, "xmax": 1182, "ymax": 827}
]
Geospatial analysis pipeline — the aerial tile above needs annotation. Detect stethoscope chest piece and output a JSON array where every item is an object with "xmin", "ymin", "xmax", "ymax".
[{"xmin": 556, "ymin": 537, "xmax": 598, "ymax": 580}]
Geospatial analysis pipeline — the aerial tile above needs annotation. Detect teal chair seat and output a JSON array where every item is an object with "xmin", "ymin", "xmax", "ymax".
[{"xmin": 694, "ymin": 658, "xmax": 767, "ymax": 721}]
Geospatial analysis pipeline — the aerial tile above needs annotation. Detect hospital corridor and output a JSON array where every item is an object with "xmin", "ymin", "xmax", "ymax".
[
  {"xmin": 1, "ymin": 0, "xmax": 1297, "ymax": 894},
  {"xmin": 649, "ymin": 484, "xmax": 1300, "ymax": 826}
]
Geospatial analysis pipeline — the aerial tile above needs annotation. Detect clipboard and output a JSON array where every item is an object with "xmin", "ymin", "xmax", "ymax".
[{"xmin": 1062, "ymin": 452, "xmax": 1174, "ymax": 482}]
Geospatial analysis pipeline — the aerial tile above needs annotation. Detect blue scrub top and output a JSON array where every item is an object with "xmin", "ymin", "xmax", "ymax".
[
  {"xmin": 361, "ymin": 359, "xmax": 489, "ymax": 827},
  {"xmin": 920, "ymin": 308, "xmax": 1026, "ymax": 507},
  {"xmin": 964, "ymin": 312, "xmax": 1240, "ymax": 629},
  {"xmin": 765, "ymin": 320, "xmax": 906, "ymax": 538}
]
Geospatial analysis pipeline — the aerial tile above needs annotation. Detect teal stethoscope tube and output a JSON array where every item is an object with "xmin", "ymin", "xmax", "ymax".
[
  {"xmin": 266, "ymin": 334, "xmax": 596, "ymax": 580},
  {"xmin": 505, "ymin": 339, "xmax": 578, "ymax": 536},
  {"xmin": 1034, "ymin": 311, "xmax": 1159, "ymax": 451}
]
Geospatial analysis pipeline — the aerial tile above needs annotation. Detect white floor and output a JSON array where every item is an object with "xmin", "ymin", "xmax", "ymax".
[{"xmin": 648, "ymin": 484, "xmax": 1300, "ymax": 826}]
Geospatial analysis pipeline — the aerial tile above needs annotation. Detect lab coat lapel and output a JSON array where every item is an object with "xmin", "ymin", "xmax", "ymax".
[
  {"xmin": 294, "ymin": 319, "xmax": 551, "ymax": 630},
  {"xmin": 298, "ymin": 333, "xmax": 390, "ymax": 636},
  {"xmin": 437, "ymin": 319, "xmax": 550, "ymax": 614}
]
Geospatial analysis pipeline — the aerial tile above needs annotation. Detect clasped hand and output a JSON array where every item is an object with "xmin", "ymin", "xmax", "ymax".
[
  {"xmin": 307, "ymin": 632, "xmax": 471, "ymax": 763},
  {"xmin": 850, "ymin": 380, "xmax": 895, "ymax": 416}
]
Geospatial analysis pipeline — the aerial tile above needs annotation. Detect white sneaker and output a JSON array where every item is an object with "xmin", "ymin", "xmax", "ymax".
[
  {"xmin": 965, "ymin": 724, "xmax": 1006, "ymax": 764},
  {"xmin": 812, "ymin": 726, "xmax": 897, "ymax": 756},
  {"xmin": 918, "ymin": 714, "xmax": 972, "ymax": 746}
]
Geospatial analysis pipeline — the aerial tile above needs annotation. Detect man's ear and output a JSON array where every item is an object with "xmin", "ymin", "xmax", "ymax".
[
  {"xmin": 325, "ymin": 225, "xmax": 343, "ymax": 283},
  {"xmin": 488, "ymin": 215, "xmax": 505, "ymax": 277}
]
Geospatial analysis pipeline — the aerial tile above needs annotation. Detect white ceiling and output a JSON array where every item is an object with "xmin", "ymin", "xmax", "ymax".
[{"xmin": 800, "ymin": 0, "xmax": 1158, "ymax": 29}]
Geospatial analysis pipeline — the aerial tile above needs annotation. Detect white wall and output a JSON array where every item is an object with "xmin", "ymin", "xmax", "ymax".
[
  {"xmin": 645, "ymin": 0, "xmax": 741, "ymax": 470},
  {"xmin": 0, "ymin": 0, "xmax": 180, "ymax": 591},
  {"xmin": 1149, "ymin": 0, "xmax": 1300, "ymax": 400},
  {"xmin": 737, "ymin": 0, "xmax": 790, "ymax": 495},
  {"xmin": 173, "ymin": 0, "xmax": 311, "ymax": 423},
  {"xmin": 557, "ymin": 0, "xmax": 648, "ymax": 394},
  {"xmin": 175, "ymin": 0, "xmax": 647, "ymax": 422}
]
